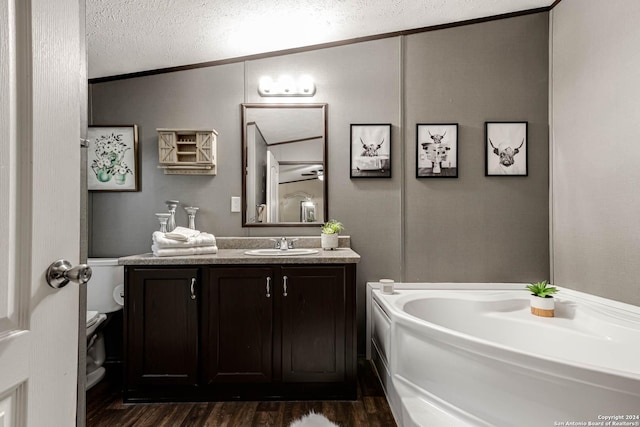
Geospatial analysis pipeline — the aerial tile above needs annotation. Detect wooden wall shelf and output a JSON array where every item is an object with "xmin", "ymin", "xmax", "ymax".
[{"xmin": 157, "ymin": 128, "xmax": 218, "ymax": 175}]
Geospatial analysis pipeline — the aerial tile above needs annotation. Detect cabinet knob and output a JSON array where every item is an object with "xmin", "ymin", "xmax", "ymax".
[
  {"xmin": 283, "ymin": 275, "xmax": 288, "ymax": 297},
  {"xmin": 266, "ymin": 277, "xmax": 271, "ymax": 298},
  {"xmin": 190, "ymin": 278, "xmax": 196, "ymax": 300}
]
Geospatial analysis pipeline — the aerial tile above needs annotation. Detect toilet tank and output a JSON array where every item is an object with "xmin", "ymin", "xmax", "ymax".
[{"xmin": 87, "ymin": 258, "xmax": 124, "ymax": 313}]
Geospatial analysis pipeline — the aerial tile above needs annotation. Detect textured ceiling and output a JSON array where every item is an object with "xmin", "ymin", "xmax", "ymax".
[{"xmin": 86, "ymin": 0, "xmax": 554, "ymax": 79}]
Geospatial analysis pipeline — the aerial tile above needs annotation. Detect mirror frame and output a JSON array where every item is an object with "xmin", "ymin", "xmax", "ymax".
[{"xmin": 241, "ymin": 103, "xmax": 328, "ymax": 227}]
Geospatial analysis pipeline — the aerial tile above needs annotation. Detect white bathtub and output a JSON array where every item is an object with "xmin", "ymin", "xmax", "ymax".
[{"xmin": 366, "ymin": 283, "xmax": 640, "ymax": 427}]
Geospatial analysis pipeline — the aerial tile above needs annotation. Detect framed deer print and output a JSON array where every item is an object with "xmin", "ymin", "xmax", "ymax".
[
  {"xmin": 416, "ymin": 123, "xmax": 458, "ymax": 178},
  {"xmin": 485, "ymin": 121, "xmax": 528, "ymax": 176},
  {"xmin": 87, "ymin": 125, "xmax": 140, "ymax": 191},
  {"xmin": 350, "ymin": 124, "xmax": 391, "ymax": 178}
]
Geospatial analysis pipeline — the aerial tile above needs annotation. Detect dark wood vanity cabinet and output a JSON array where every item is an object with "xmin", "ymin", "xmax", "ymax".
[
  {"xmin": 279, "ymin": 266, "xmax": 350, "ymax": 384},
  {"xmin": 124, "ymin": 263, "xmax": 356, "ymax": 402},
  {"xmin": 203, "ymin": 266, "xmax": 354, "ymax": 387},
  {"xmin": 124, "ymin": 267, "xmax": 200, "ymax": 389},
  {"xmin": 202, "ymin": 267, "xmax": 274, "ymax": 384}
]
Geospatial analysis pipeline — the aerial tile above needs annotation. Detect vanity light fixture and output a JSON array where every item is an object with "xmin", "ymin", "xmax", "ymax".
[{"xmin": 258, "ymin": 75, "xmax": 316, "ymax": 97}]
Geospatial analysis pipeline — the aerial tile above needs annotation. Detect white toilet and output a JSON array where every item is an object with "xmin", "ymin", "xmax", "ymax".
[{"xmin": 86, "ymin": 258, "xmax": 124, "ymax": 390}]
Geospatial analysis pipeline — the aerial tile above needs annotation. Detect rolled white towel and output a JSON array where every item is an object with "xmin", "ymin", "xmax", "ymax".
[
  {"xmin": 153, "ymin": 231, "xmax": 216, "ymax": 248},
  {"xmin": 151, "ymin": 245, "xmax": 218, "ymax": 257},
  {"xmin": 164, "ymin": 226, "xmax": 201, "ymax": 241}
]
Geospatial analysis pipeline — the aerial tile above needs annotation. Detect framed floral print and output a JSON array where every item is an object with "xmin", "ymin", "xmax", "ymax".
[{"xmin": 87, "ymin": 125, "xmax": 140, "ymax": 191}]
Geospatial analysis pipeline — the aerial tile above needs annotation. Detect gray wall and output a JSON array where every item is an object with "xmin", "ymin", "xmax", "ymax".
[
  {"xmin": 90, "ymin": 12, "xmax": 550, "ymax": 353},
  {"xmin": 404, "ymin": 13, "xmax": 550, "ymax": 282},
  {"xmin": 90, "ymin": 62, "xmax": 246, "ymax": 253},
  {"xmin": 551, "ymin": 0, "xmax": 640, "ymax": 306}
]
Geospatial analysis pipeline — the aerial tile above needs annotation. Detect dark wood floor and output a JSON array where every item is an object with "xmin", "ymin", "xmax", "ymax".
[{"xmin": 86, "ymin": 360, "xmax": 396, "ymax": 427}]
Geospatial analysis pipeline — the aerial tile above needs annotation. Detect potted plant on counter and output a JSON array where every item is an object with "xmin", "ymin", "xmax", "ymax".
[
  {"xmin": 526, "ymin": 280, "xmax": 558, "ymax": 317},
  {"xmin": 321, "ymin": 219, "xmax": 344, "ymax": 250}
]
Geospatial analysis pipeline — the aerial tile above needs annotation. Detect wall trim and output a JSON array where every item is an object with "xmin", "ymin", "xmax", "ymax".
[
  {"xmin": 399, "ymin": 36, "xmax": 406, "ymax": 282},
  {"xmin": 89, "ymin": 6, "xmax": 552, "ymax": 84},
  {"xmin": 548, "ymin": 7, "xmax": 555, "ymax": 285},
  {"xmin": 549, "ymin": 0, "xmax": 563, "ymax": 10}
]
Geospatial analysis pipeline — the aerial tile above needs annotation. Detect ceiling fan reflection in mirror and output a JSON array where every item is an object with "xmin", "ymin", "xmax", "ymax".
[{"xmin": 301, "ymin": 169, "xmax": 324, "ymax": 180}]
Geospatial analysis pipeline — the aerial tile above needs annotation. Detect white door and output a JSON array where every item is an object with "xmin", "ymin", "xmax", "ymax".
[
  {"xmin": 0, "ymin": 0, "xmax": 82, "ymax": 426},
  {"xmin": 266, "ymin": 151, "xmax": 280, "ymax": 222}
]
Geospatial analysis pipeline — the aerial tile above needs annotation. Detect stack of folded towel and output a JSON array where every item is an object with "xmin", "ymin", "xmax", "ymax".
[{"xmin": 152, "ymin": 226, "xmax": 218, "ymax": 257}]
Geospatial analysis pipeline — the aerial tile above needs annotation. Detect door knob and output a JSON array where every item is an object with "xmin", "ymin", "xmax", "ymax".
[{"xmin": 46, "ymin": 259, "xmax": 92, "ymax": 289}]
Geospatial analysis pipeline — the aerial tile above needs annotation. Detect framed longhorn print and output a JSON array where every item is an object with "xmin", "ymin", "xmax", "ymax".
[
  {"xmin": 416, "ymin": 123, "xmax": 458, "ymax": 178},
  {"xmin": 350, "ymin": 124, "xmax": 392, "ymax": 178},
  {"xmin": 485, "ymin": 121, "xmax": 528, "ymax": 177}
]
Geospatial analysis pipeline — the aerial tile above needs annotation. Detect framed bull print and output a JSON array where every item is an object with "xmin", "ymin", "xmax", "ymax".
[
  {"xmin": 416, "ymin": 123, "xmax": 458, "ymax": 178},
  {"xmin": 350, "ymin": 124, "xmax": 392, "ymax": 178},
  {"xmin": 485, "ymin": 121, "xmax": 528, "ymax": 176}
]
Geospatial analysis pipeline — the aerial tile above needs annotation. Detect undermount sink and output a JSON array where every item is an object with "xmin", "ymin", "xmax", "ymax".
[{"xmin": 244, "ymin": 248, "xmax": 319, "ymax": 256}]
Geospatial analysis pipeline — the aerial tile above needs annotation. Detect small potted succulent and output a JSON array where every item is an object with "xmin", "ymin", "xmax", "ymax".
[
  {"xmin": 321, "ymin": 219, "xmax": 344, "ymax": 250},
  {"xmin": 526, "ymin": 280, "xmax": 558, "ymax": 317}
]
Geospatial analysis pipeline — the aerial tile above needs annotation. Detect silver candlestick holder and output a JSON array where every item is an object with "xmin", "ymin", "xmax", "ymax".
[
  {"xmin": 184, "ymin": 206, "xmax": 199, "ymax": 230},
  {"xmin": 155, "ymin": 213, "xmax": 171, "ymax": 233},
  {"xmin": 165, "ymin": 200, "xmax": 179, "ymax": 232}
]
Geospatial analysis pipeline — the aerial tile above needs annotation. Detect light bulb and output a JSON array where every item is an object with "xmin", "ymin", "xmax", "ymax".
[
  {"xmin": 258, "ymin": 76, "xmax": 274, "ymax": 94},
  {"xmin": 278, "ymin": 75, "xmax": 295, "ymax": 93},
  {"xmin": 299, "ymin": 75, "xmax": 315, "ymax": 94}
]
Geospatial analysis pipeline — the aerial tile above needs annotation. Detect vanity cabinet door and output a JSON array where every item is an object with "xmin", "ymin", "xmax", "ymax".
[
  {"xmin": 125, "ymin": 267, "xmax": 199, "ymax": 388},
  {"xmin": 203, "ymin": 267, "xmax": 274, "ymax": 384},
  {"xmin": 279, "ymin": 265, "xmax": 355, "ymax": 384}
]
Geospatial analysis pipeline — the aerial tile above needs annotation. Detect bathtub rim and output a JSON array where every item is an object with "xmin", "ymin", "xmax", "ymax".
[
  {"xmin": 370, "ymin": 285, "xmax": 640, "ymax": 391},
  {"xmin": 366, "ymin": 283, "xmax": 640, "ymax": 426},
  {"xmin": 365, "ymin": 282, "xmax": 526, "ymax": 358}
]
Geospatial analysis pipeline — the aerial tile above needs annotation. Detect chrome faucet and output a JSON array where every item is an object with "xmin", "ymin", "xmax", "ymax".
[
  {"xmin": 280, "ymin": 237, "xmax": 289, "ymax": 251},
  {"xmin": 270, "ymin": 237, "xmax": 299, "ymax": 250}
]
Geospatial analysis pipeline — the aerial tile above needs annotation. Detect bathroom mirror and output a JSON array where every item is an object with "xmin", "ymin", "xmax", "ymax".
[{"xmin": 242, "ymin": 103, "xmax": 327, "ymax": 226}]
